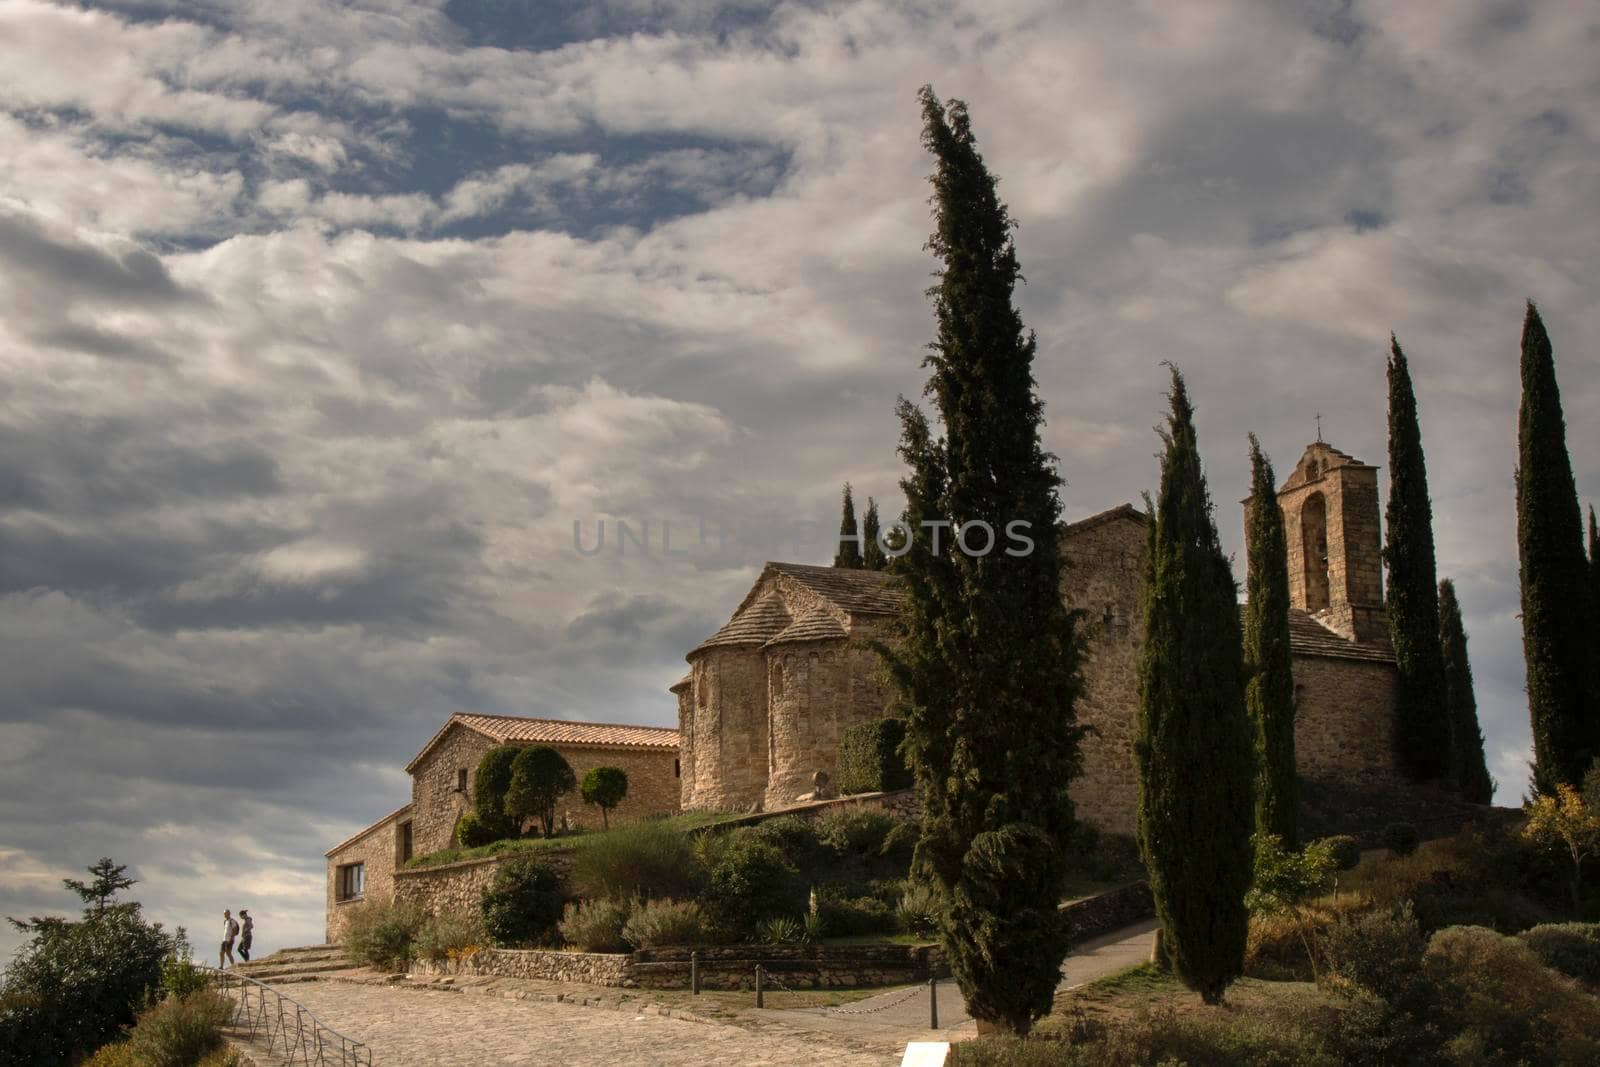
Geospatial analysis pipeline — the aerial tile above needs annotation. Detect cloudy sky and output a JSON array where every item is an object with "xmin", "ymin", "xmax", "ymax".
[{"xmin": 1, "ymin": 0, "xmax": 1596, "ymax": 956}]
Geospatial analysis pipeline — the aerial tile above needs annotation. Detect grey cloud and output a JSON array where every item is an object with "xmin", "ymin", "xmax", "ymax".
[{"xmin": 0, "ymin": 209, "xmax": 191, "ymax": 304}]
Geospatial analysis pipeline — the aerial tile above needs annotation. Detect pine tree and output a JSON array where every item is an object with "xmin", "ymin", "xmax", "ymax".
[
  {"xmin": 862, "ymin": 497, "xmax": 888, "ymax": 570},
  {"xmin": 834, "ymin": 483, "xmax": 864, "ymax": 568},
  {"xmin": 1384, "ymin": 336, "xmax": 1453, "ymax": 784},
  {"xmin": 1517, "ymin": 302, "xmax": 1600, "ymax": 793},
  {"xmin": 1244, "ymin": 434, "xmax": 1297, "ymax": 846},
  {"xmin": 1439, "ymin": 578, "xmax": 1495, "ymax": 804},
  {"xmin": 1136, "ymin": 366, "xmax": 1253, "ymax": 1006},
  {"xmin": 877, "ymin": 86, "xmax": 1084, "ymax": 1036}
]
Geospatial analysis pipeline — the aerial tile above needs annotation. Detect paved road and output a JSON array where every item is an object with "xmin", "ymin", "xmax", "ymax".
[
  {"xmin": 232, "ymin": 981, "xmax": 899, "ymax": 1066},
  {"xmin": 771, "ymin": 919, "xmax": 1159, "ymax": 1044}
]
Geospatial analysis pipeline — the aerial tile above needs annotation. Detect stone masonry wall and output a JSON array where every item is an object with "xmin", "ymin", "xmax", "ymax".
[
  {"xmin": 673, "ymin": 680, "xmax": 695, "ymax": 809},
  {"xmin": 325, "ymin": 806, "xmax": 408, "ymax": 943},
  {"xmin": 1292, "ymin": 655, "xmax": 1400, "ymax": 785},
  {"xmin": 1059, "ymin": 514, "xmax": 1147, "ymax": 837},
  {"xmin": 763, "ymin": 636, "xmax": 895, "ymax": 809},
  {"xmin": 686, "ymin": 646, "xmax": 769, "ymax": 811},
  {"xmin": 411, "ymin": 723, "xmax": 681, "ymax": 858}
]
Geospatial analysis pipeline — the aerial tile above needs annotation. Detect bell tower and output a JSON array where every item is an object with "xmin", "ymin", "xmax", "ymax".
[{"xmin": 1273, "ymin": 441, "xmax": 1386, "ymax": 642}]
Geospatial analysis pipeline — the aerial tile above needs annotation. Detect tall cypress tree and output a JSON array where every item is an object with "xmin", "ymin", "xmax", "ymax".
[
  {"xmin": 1384, "ymin": 336, "xmax": 1453, "ymax": 784},
  {"xmin": 1588, "ymin": 506, "xmax": 1599, "ymax": 635},
  {"xmin": 1136, "ymin": 366, "xmax": 1253, "ymax": 1006},
  {"xmin": 833, "ymin": 483, "xmax": 864, "ymax": 568},
  {"xmin": 878, "ymin": 86, "xmax": 1083, "ymax": 1035},
  {"xmin": 862, "ymin": 497, "xmax": 887, "ymax": 570},
  {"xmin": 1517, "ymin": 302, "xmax": 1600, "ymax": 793},
  {"xmin": 1439, "ymin": 578, "xmax": 1495, "ymax": 804},
  {"xmin": 1244, "ymin": 434, "xmax": 1297, "ymax": 846}
]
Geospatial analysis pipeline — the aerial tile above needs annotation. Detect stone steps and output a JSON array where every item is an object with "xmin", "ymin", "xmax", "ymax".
[{"xmin": 234, "ymin": 944, "xmax": 354, "ymax": 982}]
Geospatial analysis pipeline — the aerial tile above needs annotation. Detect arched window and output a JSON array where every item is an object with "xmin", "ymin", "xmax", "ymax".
[{"xmin": 1300, "ymin": 491, "xmax": 1330, "ymax": 613}]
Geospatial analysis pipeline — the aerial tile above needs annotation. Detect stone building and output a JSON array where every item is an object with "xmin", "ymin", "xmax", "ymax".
[
  {"xmin": 677, "ymin": 441, "xmax": 1402, "ymax": 835},
  {"xmin": 324, "ymin": 713, "xmax": 679, "ymax": 941}
]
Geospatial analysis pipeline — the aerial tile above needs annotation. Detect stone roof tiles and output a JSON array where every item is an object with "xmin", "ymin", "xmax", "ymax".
[
  {"xmin": 764, "ymin": 609, "xmax": 849, "ymax": 647},
  {"xmin": 766, "ymin": 562, "xmax": 905, "ymax": 615},
  {"xmin": 1060, "ymin": 501, "xmax": 1148, "ymax": 535},
  {"xmin": 1236, "ymin": 605, "xmax": 1397, "ymax": 664},
  {"xmin": 694, "ymin": 588, "xmax": 794, "ymax": 651}
]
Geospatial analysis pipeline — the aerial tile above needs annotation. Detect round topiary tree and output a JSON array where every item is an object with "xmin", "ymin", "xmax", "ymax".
[
  {"xmin": 479, "ymin": 856, "xmax": 567, "ymax": 947},
  {"xmin": 579, "ymin": 766, "xmax": 629, "ymax": 829},
  {"xmin": 505, "ymin": 746, "xmax": 577, "ymax": 838}
]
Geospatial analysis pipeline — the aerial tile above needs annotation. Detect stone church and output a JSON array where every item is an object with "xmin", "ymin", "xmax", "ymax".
[{"xmin": 675, "ymin": 441, "xmax": 1403, "ymax": 835}]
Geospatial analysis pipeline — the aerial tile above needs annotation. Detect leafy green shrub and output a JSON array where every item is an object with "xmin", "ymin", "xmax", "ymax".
[
  {"xmin": 471, "ymin": 745, "xmax": 521, "ymax": 841},
  {"xmin": 570, "ymin": 820, "xmax": 701, "ymax": 902},
  {"xmin": 115, "ymin": 990, "xmax": 233, "ymax": 1067},
  {"xmin": 159, "ymin": 935, "xmax": 211, "ymax": 1000},
  {"xmin": 480, "ymin": 856, "xmax": 566, "ymax": 948},
  {"xmin": 416, "ymin": 908, "xmax": 487, "ymax": 961},
  {"xmin": 817, "ymin": 894, "xmax": 895, "ymax": 937},
  {"xmin": 837, "ymin": 717, "xmax": 912, "ymax": 795},
  {"xmin": 1316, "ymin": 835, "xmax": 1361, "ymax": 872},
  {"xmin": 343, "ymin": 897, "xmax": 424, "ymax": 969},
  {"xmin": 1382, "ymin": 822, "xmax": 1419, "ymax": 857},
  {"xmin": 895, "ymin": 881, "xmax": 941, "ymax": 938},
  {"xmin": 1321, "ymin": 901, "xmax": 1425, "ymax": 1004},
  {"xmin": 1, "ymin": 863, "xmax": 177, "ymax": 1067},
  {"xmin": 1517, "ymin": 923, "xmax": 1600, "ymax": 986},
  {"xmin": 558, "ymin": 899, "xmax": 633, "ymax": 952},
  {"xmin": 705, "ymin": 837, "xmax": 806, "ymax": 935},
  {"xmin": 815, "ymin": 808, "xmax": 897, "ymax": 859},
  {"xmin": 1424, "ymin": 924, "xmax": 1600, "ymax": 1066},
  {"xmin": 744, "ymin": 816, "xmax": 824, "ymax": 869},
  {"xmin": 455, "ymin": 811, "xmax": 499, "ymax": 848},
  {"xmin": 1410, "ymin": 870, "xmax": 1556, "ymax": 934},
  {"xmin": 757, "ymin": 916, "xmax": 806, "ymax": 944},
  {"xmin": 621, "ymin": 898, "xmax": 718, "ymax": 948},
  {"xmin": 880, "ymin": 819, "xmax": 919, "ymax": 869}
]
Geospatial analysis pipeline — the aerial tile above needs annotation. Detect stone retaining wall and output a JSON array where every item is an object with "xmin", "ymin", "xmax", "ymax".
[
  {"xmin": 409, "ymin": 942, "xmax": 946, "ymax": 990},
  {"xmin": 1061, "ymin": 881, "xmax": 1154, "ymax": 945},
  {"xmin": 392, "ymin": 849, "xmax": 577, "ymax": 917}
]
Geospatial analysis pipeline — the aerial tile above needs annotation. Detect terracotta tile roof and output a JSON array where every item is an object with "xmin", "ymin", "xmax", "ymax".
[{"xmin": 405, "ymin": 713, "xmax": 679, "ymax": 773}]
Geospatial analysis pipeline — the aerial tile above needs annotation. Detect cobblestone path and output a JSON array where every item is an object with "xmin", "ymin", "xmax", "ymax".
[{"xmin": 241, "ymin": 981, "xmax": 899, "ymax": 1066}]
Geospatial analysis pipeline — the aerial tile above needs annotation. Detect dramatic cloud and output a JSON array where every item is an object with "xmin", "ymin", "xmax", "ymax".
[{"xmin": 1, "ymin": 0, "xmax": 1596, "ymax": 955}]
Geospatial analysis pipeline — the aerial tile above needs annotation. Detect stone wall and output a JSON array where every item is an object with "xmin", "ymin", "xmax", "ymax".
[
  {"xmin": 325, "ymin": 805, "xmax": 409, "ymax": 943},
  {"xmin": 410, "ymin": 723, "xmax": 681, "ymax": 858},
  {"xmin": 409, "ymin": 942, "xmax": 946, "ymax": 990},
  {"xmin": 392, "ymin": 848, "xmax": 581, "ymax": 919},
  {"xmin": 685, "ymin": 646, "xmax": 769, "ymax": 811},
  {"xmin": 763, "ymin": 633, "xmax": 896, "ymax": 809},
  {"xmin": 1277, "ymin": 445, "xmax": 1385, "ymax": 643},
  {"xmin": 1292, "ymin": 655, "xmax": 1400, "ymax": 785},
  {"xmin": 1061, "ymin": 881, "xmax": 1154, "ymax": 945},
  {"xmin": 1059, "ymin": 510, "xmax": 1147, "ymax": 837}
]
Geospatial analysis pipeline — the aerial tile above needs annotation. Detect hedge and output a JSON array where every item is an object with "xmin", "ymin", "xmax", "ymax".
[{"xmin": 837, "ymin": 717, "xmax": 912, "ymax": 795}]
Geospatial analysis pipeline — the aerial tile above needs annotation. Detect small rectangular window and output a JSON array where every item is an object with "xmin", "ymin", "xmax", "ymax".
[
  {"xmin": 336, "ymin": 862, "xmax": 365, "ymax": 902},
  {"xmin": 674, "ymin": 758, "xmax": 681, "ymax": 778},
  {"xmin": 398, "ymin": 821, "xmax": 413, "ymax": 863},
  {"xmin": 456, "ymin": 768, "xmax": 468, "ymax": 793}
]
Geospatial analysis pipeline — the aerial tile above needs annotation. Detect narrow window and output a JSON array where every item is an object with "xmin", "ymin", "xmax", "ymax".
[
  {"xmin": 456, "ymin": 767, "xmax": 468, "ymax": 794},
  {"xmin": 336, "ymin": 862, "xmax": 365, "ymax": 902},
  {"xmin": 398, "ymin": 821, "xmax": 413, "ymax": 864},
  {"xmin": 1300, "ymin": 491, "xmax": 1330, "ymax": 613},
  {"xmin": 674, "ymin": 758, "xmax": 681, "ymax": 778}
]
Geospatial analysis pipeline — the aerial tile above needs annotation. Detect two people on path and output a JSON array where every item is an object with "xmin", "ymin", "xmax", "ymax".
[{"xmin": 219, "ymin": 908, "xmax": 254, "ymax": 968}]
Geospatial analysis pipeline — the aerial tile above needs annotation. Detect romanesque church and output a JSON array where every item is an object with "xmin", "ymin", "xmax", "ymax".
[{"xmin": 673, "ymin": 441, "xmax": 1403, "ymax": 835}]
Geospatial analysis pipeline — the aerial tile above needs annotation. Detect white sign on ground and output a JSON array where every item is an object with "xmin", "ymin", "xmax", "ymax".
[{"xmin": 899, "ymin": 1042, "xmax": 950, "ymax": 1067}]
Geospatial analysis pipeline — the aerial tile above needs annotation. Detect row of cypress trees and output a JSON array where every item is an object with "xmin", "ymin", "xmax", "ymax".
[{"xmin": 833, "ymin": 483, "xmax": 889, "ymax": 570}]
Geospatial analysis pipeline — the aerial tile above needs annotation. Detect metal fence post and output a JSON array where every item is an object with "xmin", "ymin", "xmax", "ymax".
[
  {"xmin": 690, "ymin": 950, "xmax": 700, "ymax": 995},
  {"xmin": 929, "ymin": 977, "xmax": 938, "ymax": 1029},
  {"xmin": 755, "ymin": 963, "xmax": 764, "ymax": 1008}
]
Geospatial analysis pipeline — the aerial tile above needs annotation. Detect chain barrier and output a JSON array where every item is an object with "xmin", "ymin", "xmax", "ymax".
[
  {"xmin": 756, "ymin": 964, "xmax": 928, "ymax": 1015},
  {"xmin": 200, "ymin": 965, "xmax": 372, "ymax": 1066}
]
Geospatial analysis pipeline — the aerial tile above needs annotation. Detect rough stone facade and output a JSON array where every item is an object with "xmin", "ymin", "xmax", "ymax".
[
  {"xmin": 324, "ymin": 804, "xmax": 411, "ymax": 943},
  {"xmin": 679, "ymin": 442, "xmax": 1407, "ymax": 839},
  {"xmin": 677, "ymin": 563, "xmax": 900, "ymax": 813}
]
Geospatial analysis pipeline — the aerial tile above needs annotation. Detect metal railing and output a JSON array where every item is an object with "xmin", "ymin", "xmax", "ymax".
[{"xmin": 200, "ymin": 966, "xmax": 372, "ymax": 1066}]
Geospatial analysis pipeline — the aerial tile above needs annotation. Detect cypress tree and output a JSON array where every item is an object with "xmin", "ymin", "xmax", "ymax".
[
  {"xmin": 878, "ymin": 86, "xmax": 1084, "ymax": 1035},
  {"xmin": 1439, "ymin": 578, "xmax": 1495, "ymax": 804},
  {"xmin": 1244, "ymin": 433, "xmax": 1297, "ymax": 846},
  {"xmin": 1589, "ymin": 506, "xmax": 1599, "ymax": 633},
  {"xmin": 1383, "ymin": 336, "xmax": 1453, "ymax": 784},
  {"xmin": 1517, "ymin": 302, "xmax": 1600, "ymax": 792},
  {"xmin": 862, "ymin": 497, "xmax": 888, "ymax": 570},
  {"xmin": 1136, "ymin": 366, "xmax": 1253, "ymax": 1006},
  {"xmin": 833, "ymin": 483, "xmax": 864, "ymax": 568}
]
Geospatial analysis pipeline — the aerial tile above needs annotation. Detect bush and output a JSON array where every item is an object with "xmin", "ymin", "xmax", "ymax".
[
  {"xmin": 416, "ymin": 909, "xmax": 487, "ymax": 961},
  {"xmin": 1244, "ymin": 909, "xmax": 1321, "ymax": 981},
  {"xmin": 1517, "ymin": 923, "xmax": 1600, "ymax": 986},
  {"xmin": 621, "ymin": 898, "xmax": 719, "ymax": 948},
  {"xmin": 757, "ymin": 916, "xmax": 806, "ymax": 944},
  {"xmin": 558, "ymin": 899, "xmax": 632, "ymax": 952},
  {"xmin": 705, "ymin": 837, "xmax": 806, "ymax": 935},
  {"xmin": 114, "ymin": 990, "xmax": 234, "ymax": 1067},
  {"xmin": 880, "ymin": 820, "xmax": 919, "ymax": 869},
  {"xmin": 815, "ymin": 808, "xmax": 897, "ymax": 859},
  {"xmin": 160, "ymin": 935, "xmax": 211, "ymax": 1000},
  {"xmin": 1321, "ymin": 901, "xmax": 1425, "ymax": 1004},
  {"xmin": 817, "ymin": 894, "xmax": 896, "ymax": 937},
  {"xmin": 343, "ymin": 897, "xmax": 424, "ymax": 969},
  {"xmin": 744, "ymin": 816, "xmax": 824, "ymax": 869},
  {"xmin": 1382, "ymin": 822, "xmax": 1419, "ymax": 857},
  {"xmin": 1424, "ymin": 924, "xmax": 1600, "ymax": 1066},
  {"xmin": 471, "ymin": 745, "xmax": 521, "ymax": 842},
  {"xmin": 455, "ymin": 811, "xmax": 499, "ymax": 848},
  {"xmin": 837, "ymin": 717, "xmax": 913, "ymax": 794},
  {"xmin": 570, "ymin": 821, "xmax": 701, "ymax": 902},
  {"xmin": 1316, "ymin": 835, "xmax": 1362, "ymax": 872},
  {"xmin": 895, "ymin": 881, "xmax": 941, "ymax": 938},
  {"xmin": 480, "ymin": 856, "xmax": 566, "ymax": 948}
]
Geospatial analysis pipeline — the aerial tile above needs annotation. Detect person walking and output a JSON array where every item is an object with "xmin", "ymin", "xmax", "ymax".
[
  {"xmin": 220, "ymin": 909, "xmax": 239, "ymax": 970},
  {"xmin": 237, "ymin": 909, "xmax": 254, "ymax": 962}
]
